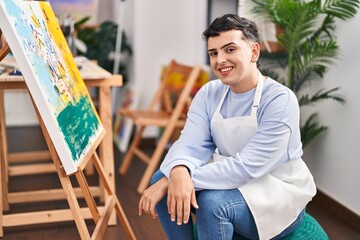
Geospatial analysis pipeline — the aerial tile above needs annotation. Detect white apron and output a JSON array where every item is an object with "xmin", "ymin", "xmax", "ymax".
[{"xmin": 210, "ymin": 73, "xmax": 316, "ymax": 240}]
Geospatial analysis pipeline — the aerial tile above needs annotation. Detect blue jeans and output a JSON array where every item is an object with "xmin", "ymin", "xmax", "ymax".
[{"xmin": 151, "ymin": 170, "xmax": 305, "ymax": 240}]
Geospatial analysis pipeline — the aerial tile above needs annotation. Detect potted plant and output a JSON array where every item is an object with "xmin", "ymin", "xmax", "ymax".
[
  {"xmin": 75, "ymin": 17, "xmax": 133, "ymax": 83},
  {"xmin": 248, "ymin": 0, "xmax": 359, "ymax": 147}
]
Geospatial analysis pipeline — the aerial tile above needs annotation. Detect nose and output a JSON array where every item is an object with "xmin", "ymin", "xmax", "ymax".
[{"xmin": 216, "ymin": 51, "xmax": 226, "ymax": 64}]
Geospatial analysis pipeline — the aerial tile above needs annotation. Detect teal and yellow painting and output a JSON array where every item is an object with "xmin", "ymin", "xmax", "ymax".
[{"xmin": 0, "ymin": 0, "xmax": 103, "ymax": 174}]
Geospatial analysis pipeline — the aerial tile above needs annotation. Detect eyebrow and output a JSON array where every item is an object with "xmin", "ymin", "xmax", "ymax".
[{"xmin": 208, "ymin": 42, "xmax": 236, "ymax": 53}]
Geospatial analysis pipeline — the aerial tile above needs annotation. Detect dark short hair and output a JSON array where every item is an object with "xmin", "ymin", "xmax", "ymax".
[{"xmin": 203, "ymin": 14, "xmax": 260, "ymax": 44}]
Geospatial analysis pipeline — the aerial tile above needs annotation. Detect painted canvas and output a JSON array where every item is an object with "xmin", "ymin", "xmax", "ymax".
[{"xmin": 0, "ymin": 0, "xmax": 104, "ymax": 174}]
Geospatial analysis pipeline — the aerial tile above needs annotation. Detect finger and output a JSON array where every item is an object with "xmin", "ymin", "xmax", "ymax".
[
  {"xmin": 176, "ymin": 199, "xmax": 183, "ymax": 225},
  {"xmin": 138, "ymin": 197, "xmax": 144, "ymax": 216},
  {"xmin": 149, "ymin": 202, "xmax": 158, "ymax": 219},
  {"xmin": 143, "ymin": 197, "xmax": 152, "ymax": 216},
  {"xmin": 191, "ymin": 190, "xmax": 199, "ymax": 209},
  {"xmin": 167, "ymin": 194, "xmax": 171, "ymax": 215},
  {"xmin": 169, "ymin": 197, "xmax": 176, "ymax": 222},
  {"xmin": 183, "ymin": 198, "xmax": 191, "ymax": 224}
]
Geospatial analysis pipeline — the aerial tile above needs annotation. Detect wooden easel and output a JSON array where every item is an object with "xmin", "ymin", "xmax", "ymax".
[
  {"xmin": 34, "ymin": 103, "xmax": 136, "ymax": 239},
  {"xmin": 0, "ymin": 30, "xmax": 10, "ymax": 237},
  {"xmin": 0, "ymin": 33, "xmax": 136, "ymax": 239}
]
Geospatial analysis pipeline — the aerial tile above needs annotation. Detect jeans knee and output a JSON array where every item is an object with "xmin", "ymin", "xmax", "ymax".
[
  {"xmin": 197, "ymin": 191, "xmax": 229, "ymax": 219},
  {"xmin": 196, "ymin": 190, "xmax": 248, "ymax": 219}
]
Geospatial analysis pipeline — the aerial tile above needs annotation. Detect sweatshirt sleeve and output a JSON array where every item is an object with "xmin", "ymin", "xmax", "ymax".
[{"xmin": 160, "ymin": 83, "xmax": 217, "ymax": 178}]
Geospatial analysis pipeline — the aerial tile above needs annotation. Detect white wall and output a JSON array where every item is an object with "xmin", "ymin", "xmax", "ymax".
[
  {"xmin": 129, "ymin": 0, "xmax": 208, "ymax": 137},
  {"xmin": 303, "ymin": 13, "xmax": 360, "ymax": 215},
  {"xmin": 209, "ymin": 0, "xmax": 238, "ymax": 22}
]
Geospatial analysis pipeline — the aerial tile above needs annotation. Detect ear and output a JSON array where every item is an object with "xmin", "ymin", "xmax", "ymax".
[{"xmin": 251, "ymin": 42, "xmax": 260, "ymax": 63}]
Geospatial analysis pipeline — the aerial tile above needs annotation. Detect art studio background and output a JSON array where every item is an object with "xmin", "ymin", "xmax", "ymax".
[{"xmin": 3, "ymin": 0, "xmax": 360, "ymax": 233}]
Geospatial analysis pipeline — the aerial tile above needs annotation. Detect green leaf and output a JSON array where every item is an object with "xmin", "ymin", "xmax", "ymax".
[
  {"xmin": 323, "ymin": 0, "xmax": 360, "ymax": 20},
  {"xmin": 298, "ymin": 87, "xmax": 346, "ymax": 106},
  {"xmin": 301, "ymin": 113, "xmax": 328, "ymax": 148}
]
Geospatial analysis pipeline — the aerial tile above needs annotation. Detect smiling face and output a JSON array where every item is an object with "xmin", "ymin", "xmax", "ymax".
[{"xmin": 207, "ymin": 30, "xmax": 260, "ymax": 93}]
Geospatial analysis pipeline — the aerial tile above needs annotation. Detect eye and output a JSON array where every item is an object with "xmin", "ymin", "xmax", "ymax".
[
  {"xmin": 226, "ymin": 47, "xmax": 235, "ymax": 53},
  {"xmin": 208, "ymin": 51, "xmax": 217, "ymax": 57}
]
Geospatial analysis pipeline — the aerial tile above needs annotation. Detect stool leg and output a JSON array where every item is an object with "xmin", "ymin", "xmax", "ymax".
[
  {"xmin": 119, "ymin": 126, "xmax": 144, "ymax": 174},
  {"xmin": 137, "ymin": 124, "xmax": 175, "ymax": 193}
]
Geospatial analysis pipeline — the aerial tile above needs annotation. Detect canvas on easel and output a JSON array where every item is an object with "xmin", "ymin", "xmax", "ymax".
[{"xmin": 0, "ymin": 0, "xmax": 103, "ymax": 175}]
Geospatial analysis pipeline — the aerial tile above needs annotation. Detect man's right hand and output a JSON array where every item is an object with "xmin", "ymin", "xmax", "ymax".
[{"xmin": 167, "ymin": 165, "xmax": 199, "ymax": 225}]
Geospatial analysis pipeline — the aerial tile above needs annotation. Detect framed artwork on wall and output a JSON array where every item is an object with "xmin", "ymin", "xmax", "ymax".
[{"xmin": 113, "ymin": 85, "xmax": 138, "ymax": 153}]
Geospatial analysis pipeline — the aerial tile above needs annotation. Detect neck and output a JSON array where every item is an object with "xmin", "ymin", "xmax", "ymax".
[{"xmin": 230, "ymin": 68, "xmax": 259, "ymax": 94}]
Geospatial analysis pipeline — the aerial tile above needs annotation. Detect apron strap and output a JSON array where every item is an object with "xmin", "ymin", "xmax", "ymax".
[{"xmin": 250, "ymin": 71, "xmax": 264, "ymax": 117}]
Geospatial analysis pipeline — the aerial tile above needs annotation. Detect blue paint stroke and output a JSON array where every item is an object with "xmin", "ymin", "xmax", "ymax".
[{"xmin": 3, "ymin": 0, "xmax": 62, "ymax": 111}]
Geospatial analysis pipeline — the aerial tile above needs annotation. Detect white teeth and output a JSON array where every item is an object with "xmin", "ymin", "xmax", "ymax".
[{"xmin": 220, "ymin": 67, "xmax": 232, "ymax": 72}]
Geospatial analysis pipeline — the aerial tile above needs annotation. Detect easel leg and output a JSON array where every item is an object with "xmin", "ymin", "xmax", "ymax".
[
  {"xmin": 0, "ymin": 40, "xmax": 10, "ymax": 236},
  {"xmin": 38, "ymin": 119, "xmax": 91, "ymax": 239},
  {"xmin": 0, "ymin": 136, "xmax": 3, "ymax": 237},
  {"xmin": 56, "ymin": 168, "xmax": 91, "ymax": 239},
  {"xmin": 30, "ymin": 97, "xmax": 92, "ymax": 239},
  {"xmin": 31, "ymin": 95, "xmax": 135, "ymax": 239},
  {"xmin": 92, "ymin": 152, "xmax": 136, "ymax": 239},
  {"xmin": 98, "ymin": 85, "xmax": 116, "ymax": 224},
  {"xmin": 0, "ymin": 91, "xmax": 4, "ymax": 237},
  {"xmin": 75, "ymin": 169, "xmax": 100, "ymax": 224},
  {"xmin": 0, "ymin": 90, "xmax": 9, "ymax": 212}
]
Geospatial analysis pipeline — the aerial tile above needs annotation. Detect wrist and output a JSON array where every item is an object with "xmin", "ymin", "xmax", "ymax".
[{"xmin": 170, "ymin": 165, "xmax": 190, "ymax": 177}]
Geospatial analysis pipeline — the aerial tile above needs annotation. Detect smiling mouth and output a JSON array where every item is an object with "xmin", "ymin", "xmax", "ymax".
[{"xmin": 219, "ymin": 66, "xmax": 233, "ymax": 74}]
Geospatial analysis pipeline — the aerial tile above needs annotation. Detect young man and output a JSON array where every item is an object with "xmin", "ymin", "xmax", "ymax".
[{"xmin": 139, "ymin": 14, "xmax": 316, "ymax": 240}]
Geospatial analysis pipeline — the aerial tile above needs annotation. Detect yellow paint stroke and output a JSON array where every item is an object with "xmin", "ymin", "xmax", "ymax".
[
  {"xmin": 38, "ymin": 2, "xmax": 101, "ymax": 122},
  {"xmin": 40, "ymin": 3, "xmax": 86, "ymax": 94}
]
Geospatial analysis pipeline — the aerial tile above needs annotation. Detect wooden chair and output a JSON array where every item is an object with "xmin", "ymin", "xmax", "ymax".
[
  {"xmin": 0, "ymin": 30, "xmax": 11, "ymax": 60},
  {"xmin": 118, "ymin": 59, "xmax": 204, "ymax": 193}
]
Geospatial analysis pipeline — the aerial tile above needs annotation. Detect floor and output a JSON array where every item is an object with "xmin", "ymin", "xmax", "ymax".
[{"xmin": 2, "ymin": 141, "xmax": 360, "ymax": 239}]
